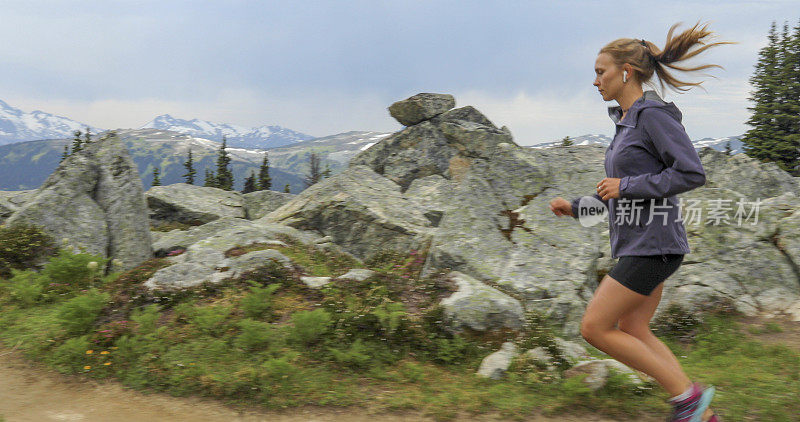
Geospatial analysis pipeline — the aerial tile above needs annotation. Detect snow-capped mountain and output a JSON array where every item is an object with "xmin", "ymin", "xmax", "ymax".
[
  {"xmin": 141, "ymin": 114, "xmax": 314, "ymax": 150},
  {"xmin": 529, "ymin": 134, "xmax": 745, "ymax": 154},
  {"xmin": 0, "ymin": 99, "xmax": 102, "ymax": 146}
]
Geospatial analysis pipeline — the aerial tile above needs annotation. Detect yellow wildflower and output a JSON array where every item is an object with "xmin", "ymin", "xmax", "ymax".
[
  {"xmin": 100, "ymin": 351, "xmax": 109, "ymax": 355},
  {"xmin": 84, "ymin": 365, "xmax": 91, "ymax": 370},
  {"xmin": 86, "ymin": 350, "xmax": 94, "ymax": 354},
  {"xmin": 104, "ymin": 362, "xmax": 111, "ymax": 366}
]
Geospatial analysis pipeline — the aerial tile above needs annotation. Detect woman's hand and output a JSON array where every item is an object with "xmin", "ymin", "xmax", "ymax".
[
  {"xmin": 549, "ymin": 197, "xmax": 573, "ymax": 217},
  {"xmin": 596, "ymin": 177, "xmax": 622, "ymax": 200}
]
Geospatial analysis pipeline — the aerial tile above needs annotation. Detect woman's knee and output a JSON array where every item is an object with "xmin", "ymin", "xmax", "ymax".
[
  {"xmin": 617, "ymin": 321, "xmax": 653, "ymax": 340},
  {"xmin": 580, "ymin": 318, "xmax": 606, "ymax": 343}
]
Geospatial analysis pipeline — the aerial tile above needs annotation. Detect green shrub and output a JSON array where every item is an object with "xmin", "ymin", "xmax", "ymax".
[
  {"xmin": 49, "ymin": 335, "xmax": 93, "ymax": 373},
  {"xmin": 42, "ymin": 249, "xmax": 108, "ymax": 290},
  {"xmin": 5, "ymin": 269, "xmax": 47, "ymax": 306},
  {"xmin": 240, "ymin": 282, "xmax": 281, "ymax": 319},
  {"xmin": 0, "ymin": 223, "xmax": 56, "ymax": 278},
  {"xmin": 289, "ymin": 308, "xmax": 331, "ymax": 346},
  {"xmin": 398, "ymin": 360, "xmax": 425, "ymax": 383},
  {"xmin": 191, "ymin": 306, "xmax": 232, "ymax": 337},
  {"xmin": 130, "ymin": 304, "xmax": 161, "ymax": 335},
  {"xmin": 234, "ymin": 318, "xmax": 274, "ymax": 351},
  {"xmin": 56, "ymin": 289, "xmax": 110, "ymax": 335},
  {"xmin": 371, "ymin": 301, "xmax": 406, "ymax": 335},
  {"xmin": 327, "ymin": 338, "xmax": 373, "ymax": 369}
]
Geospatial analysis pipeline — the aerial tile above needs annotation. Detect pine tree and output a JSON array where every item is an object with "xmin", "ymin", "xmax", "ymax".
[
  {"xmin": 725, "ymin": 141, "xmax": 732, "ymax": 156},
  {"xmin": 283, "ymin": 183, "xmax": 291, "ymax": 193},
  {"xmin": 561, "ymin": 136, "xmax": 573, "ymax": 146},
  {"xmin": 215, "ymin": 136, "xmax": 234, "ymax": 190},
  {"xmin": 204, "ymin": 168, "xmax": 216, "ymax": 188},
  {"xmin": 742, "ymin": 21, "xmax": 800, "ymax": 175},
  {"xmin": 84, "ymin": 127, "xmax": 92, "ymax": 145},
  {"xmin": 60, "ymin": 144, "xmax": 69, "ymax": 162},
  {"xmin": 183, "ymin": 149, "xmax": 196, "ymax": 185},
  {"xmin": 303, "ymin": 152, "xmax": 322, "ymax": 188},
  {"xmin": 321, "ymin": 163, "xmax": 331, "ymax": 180},
  {"xmin": 71, "ymin": 130, "xmax": 83, "ymax": 153},
  {"xmin": 258, "ymin": 152, "xmax": 271, "ymax": 191},
  {"xmin": 242, "ymin": 171, "xmax": 257, "ymax": 193},
  {"xmin": 152, "ymin": 167, "xmax": 161, "ymax": 187}
]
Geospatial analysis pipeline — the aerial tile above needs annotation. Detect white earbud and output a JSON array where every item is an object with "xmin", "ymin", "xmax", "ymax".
[{"xmin": 623, "ymin": 72, "xmax": 628, "ymax": 83}]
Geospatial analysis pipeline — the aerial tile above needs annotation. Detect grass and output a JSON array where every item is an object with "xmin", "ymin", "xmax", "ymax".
[{"xmin": 0, "ymin": 236, "xmax": 798, "ymax": 421}]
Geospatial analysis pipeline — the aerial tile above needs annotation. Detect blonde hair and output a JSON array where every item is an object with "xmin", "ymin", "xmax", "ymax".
[{"xmin": 599, "ymin": 21, "xmax": 736, "ymax": 94}]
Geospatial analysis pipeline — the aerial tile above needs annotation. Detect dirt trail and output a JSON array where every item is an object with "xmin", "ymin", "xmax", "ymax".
[{"xmin": 0, "ymin": 347, "xmax": 636, "ymax": 422}]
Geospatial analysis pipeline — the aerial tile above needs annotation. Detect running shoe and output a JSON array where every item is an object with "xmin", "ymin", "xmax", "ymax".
[{"xmin": 666, "ymin": 382, "xmax": 716, "ymax": 422}]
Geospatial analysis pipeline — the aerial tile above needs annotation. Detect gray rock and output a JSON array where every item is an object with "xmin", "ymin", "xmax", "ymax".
[
  {"xmin": 6, "ymin": 135, "xmax": 152, "ymax": 272},
  {"xmin": 146, "ymin": 183, "xmax": 245, "ymax": 226},
  {"xmin": 388, "ymin": 93, "xmax": 455, "ymax": 126},
  {"xmin": 439, "ymin": 271, "xmax": 525, "ymax": 332},
  {"xmin": 524, "ymin": 347, "xmax": 556, "ymax": 371},
  {"xmin": 243, "ymin": 190, "xmax": 295, "ymax": 220},
  {"xmin": 336, "ymin": 268, "xmax": 377, "ymax": 282},
  {"xmin": 476, "ymin": 341, "xmax": 518, "ymax": 380},
  {"xmin": 0, "ymin": 190, "xmax": 35, "ymax": 224},
  {"xmin": 260, "ymin": 165, "xmax": 434, "ymax": 263},
  {"xmin": 562, "ymin": 359, "xmax": 645, "ymax": 391},
  {"xmin": 301, "ymin": 276, "xmax": 332, "ymax": 289}
]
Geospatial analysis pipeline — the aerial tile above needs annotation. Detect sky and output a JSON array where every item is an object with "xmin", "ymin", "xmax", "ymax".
[{"xmin": 1, "ymin": 0, "xmax": 799, "ymax": 145}]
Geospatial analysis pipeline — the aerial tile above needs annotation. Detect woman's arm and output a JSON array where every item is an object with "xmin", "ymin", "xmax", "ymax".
[{"xmin": 618, "ymin": 108, "xmax": 706, "ymax": 199}]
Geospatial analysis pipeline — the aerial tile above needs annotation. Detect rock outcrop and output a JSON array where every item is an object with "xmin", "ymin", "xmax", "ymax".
[
  {"xmin": 254, "ymin": 93, "xmax": 800, "ymax": 337},
  {"xmin": 5, "ymin": 134, "xmax": 152, "ymax": 272},
  {"xmin": 146, "ymin": 183, "xmax": 245, "ymax": 226},
  {"xmin": 0, "ymin": 190, "xmax": 35, "ymax": 224}
]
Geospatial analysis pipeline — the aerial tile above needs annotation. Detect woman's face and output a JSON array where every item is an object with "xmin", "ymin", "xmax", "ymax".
[{"xmin": 593, "ymin": 53, "xmax": 623, "ymax": 102}]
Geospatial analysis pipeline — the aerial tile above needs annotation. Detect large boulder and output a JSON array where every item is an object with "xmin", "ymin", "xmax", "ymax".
[
  {"xmin": 388, "ymin": 93, "xmax": 455, "ymax": 126},
  {"xmin": 243, "ymin": 190, "xmax": 295, "ymax": 220},
  {"xmin": 145, "ymin": 217, "xmax": 360, "ymax": 291},
  {"xmin": 146, "ymin": 183, "xmax": 245, "ymax": 226},
  {"xmin": 5, "ymin": 134, "xmax": 152, "ymax": 272},
  {"xmin": 0, "ymin": 190, "xmax": 36, "ymax": 224},
  {"xmin": 260, "ymin": 165, "xmax": 435, "ymax": 262}
]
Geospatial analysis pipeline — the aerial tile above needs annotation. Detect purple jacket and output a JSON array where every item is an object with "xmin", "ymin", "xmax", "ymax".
[{"xmin": 571, "ymin": 90, "xmax": 706, "ymax": 258}]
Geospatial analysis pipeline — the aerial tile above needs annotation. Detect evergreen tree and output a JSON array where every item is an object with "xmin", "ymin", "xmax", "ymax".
[
  {"xmin": 725, "ymin": 141, "xmax": 732, "ymax": 156},
  {"xmin": 561, "ymin": 136, "xmax": 573, "ymax": 146},
  {"xmin": 215, "ymin": 136, "xmax": 234, "ymax": 190},
  {"xmin": 84, "ymin": 127, "xmax": 92, "ymax": 145},
  {"xmin": 283, "ymin": 183, "xmax": 291, "ymax": 193},
  {"xmin": 742, "ymin": 21, "xmax": 800, "ymax": 175},
  {"xmin": 71, "ymin": 130, "xmax": 83, "ymax": 153},
  {"xmin": 258, "ymin": 152, "xmax": 271, "ymax": 191},
  {"xmin": 242, "ymin": 171, "xmax": 257, "ymax": 194},
  {"xmin": 152, "ymin": 167, "xmax": 161, "ymax": 187},
  {"xmin": 303, "ymin": 152, "xmax": 322, "ymax": 188},
  {"xmin": 183, "ymin": 149, "xmax": 196, "ymax": 185},
  {"xmin": 60, "ymin": 144, "xmax": 69, "ymax": 162},
  {"xmin": 321, "ymin": 163, "xmax": 331, "ymax": 180},
  {"xmin": 204, "ymin": 168, "xmax": 216, "ymax": 188}
]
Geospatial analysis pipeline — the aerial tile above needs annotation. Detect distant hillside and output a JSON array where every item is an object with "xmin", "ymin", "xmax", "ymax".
[
  {"xmin": 141, "ymin": 114, "xmax": 314, "ymax": 149},
  {"xmin": 0, "ymin": 129, "xmax": 392, "ymax": 192},
  {"xmin": 531, "ymin": 134, "xmax": 744, "ymax": 154},
  {"xmin": 0, "ymin": 99, "xmax": 102, "ymax": 146}
]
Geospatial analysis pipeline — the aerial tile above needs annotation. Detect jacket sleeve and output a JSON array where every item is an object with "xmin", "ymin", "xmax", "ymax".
[
  {"xmin": 619, "ymin": 108, "xmax": 706, "ymax": 199},
  {"xmin": 570, "ymin": 193, "xmax": 609, "ymax": 219}
]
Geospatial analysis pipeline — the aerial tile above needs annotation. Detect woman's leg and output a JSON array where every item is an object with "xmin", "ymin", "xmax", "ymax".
[
  {"xmin": 618, "ymin": 282, "xmax": 715, "ymax": 421},
  {"xmin": 617, "ymin": 282, "xmax": 691, "ymax": 392},
  {"xmin": 580, "ymin": 275, "xmax": 692, "ymax": 396}
]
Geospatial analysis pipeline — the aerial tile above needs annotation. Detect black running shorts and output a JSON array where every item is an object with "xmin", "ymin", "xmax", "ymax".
[{"xmin": 607, "ymin": 254, "xmax": 684, "ymax": 296}]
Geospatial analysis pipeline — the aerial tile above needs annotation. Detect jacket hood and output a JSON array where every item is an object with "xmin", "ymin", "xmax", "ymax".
[{"xmin": 608, "ymin": 90, "xmax": 682, "ymax": 128}]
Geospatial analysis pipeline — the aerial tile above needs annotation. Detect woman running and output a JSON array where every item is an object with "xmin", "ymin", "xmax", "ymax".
[{"xmin": 549, "ymin": 22, "xmax": 733, "ymax": 422}]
